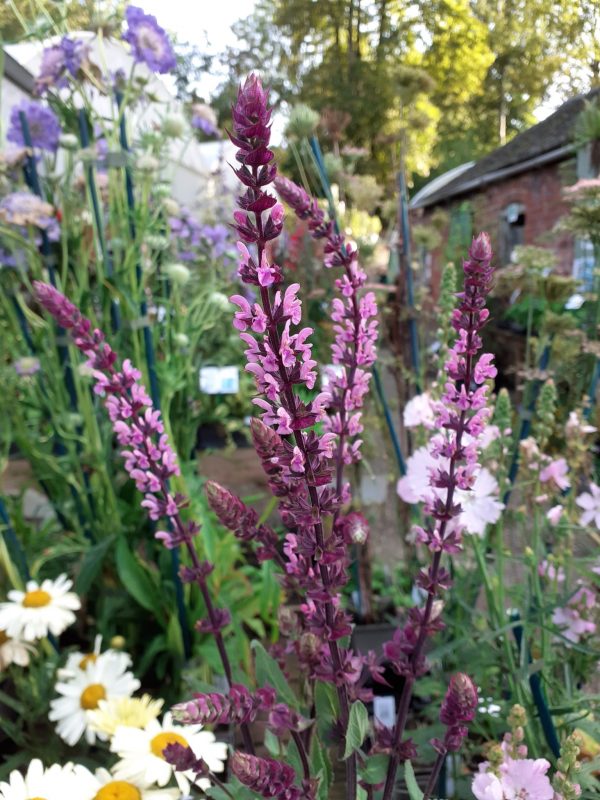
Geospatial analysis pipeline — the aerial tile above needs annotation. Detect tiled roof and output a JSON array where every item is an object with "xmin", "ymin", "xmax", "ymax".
[{"xmin": 413, "ymin": 87, "xmax": 600, "ymax": 209}]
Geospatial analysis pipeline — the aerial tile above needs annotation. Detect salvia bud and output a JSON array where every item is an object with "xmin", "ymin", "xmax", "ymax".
[
  {"xmin": 440, "ymin": 673, "xmax": 478, "ymax": 727},
  {"xmin": 230, "ymin": 752, "xmax": 300, "ymax": 799}
]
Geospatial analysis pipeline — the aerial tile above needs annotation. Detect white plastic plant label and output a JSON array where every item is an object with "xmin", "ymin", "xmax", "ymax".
[
  {"xmin": 199, "ymin": 366, "xmax": 239, "ymax": 394},
  {"xmin": 373, "ymin": 695, "xmax": 396, "ymax": 729}
]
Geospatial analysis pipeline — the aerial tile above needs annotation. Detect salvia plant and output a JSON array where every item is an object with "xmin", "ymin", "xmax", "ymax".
[{"xmin": 31, "ymin": 73, "xmax": 506, "ymax": 800}]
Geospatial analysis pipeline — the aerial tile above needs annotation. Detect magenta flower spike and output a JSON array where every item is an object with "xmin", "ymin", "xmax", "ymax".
[
  {"xmin": 274, "ymin": 175, "xmax": 378, "ymax": 498},
  {"xmin": 33, "ymin": 280, "xmax": 256, "ymax": 756},
  {"xmin": 381, "ymin": 233, "xmax": 496, "ymax": 800},
  {"xmin": 227, "ymin": 74, "xmax": 360, "ymax": 792}
]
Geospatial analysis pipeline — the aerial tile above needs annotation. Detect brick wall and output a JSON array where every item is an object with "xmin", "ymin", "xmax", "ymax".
[{"xmin": 412, "ymin": 156, "xmax": 578, "ymax": 299}]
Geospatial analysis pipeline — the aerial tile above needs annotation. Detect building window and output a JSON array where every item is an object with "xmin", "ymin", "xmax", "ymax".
[{"xmin": 500, "ymin": 202, "xmax": 525, "ymax": 264}]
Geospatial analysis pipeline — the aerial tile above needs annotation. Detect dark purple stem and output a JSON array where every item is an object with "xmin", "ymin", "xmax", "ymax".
[
  {"xmin": 252, "ymin": 184, "xmax": 357, "ymax": 798},
  {"xmin": 381, "ymin": 311, "xmax": 476, "ymax": 800}
]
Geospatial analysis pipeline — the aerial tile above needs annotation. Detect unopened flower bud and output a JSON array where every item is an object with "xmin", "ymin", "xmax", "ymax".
[
  {"xmin": 440, "ymin": 673, "xmax": 478, "ymax": 726},
  {"xmin": 507, "ymin": 703, "xmax": 527, "ymax": 729},
  {"xmin": 163, "ymin": 262, "xmax": 191, "ymax": 285},
  {"xmin": 173, "ymin": 332, "xmax": 189, "ymax": 347},
  {"xmin": 469, "ymin": 232, "xmax": 492, "ymax": 262},
  {"xmin": 342, "ymin": 511, "xmax": 370, "ymax": 545},
  {"xmin": 231, "ymin": 752, "xmax": 297, "ymax": 797},
  {"xmin": 162, "ymin": 197, "xmax": 180, "ymax": 216},
  {"xmin": 137, "ymin": 152, "xmax": 159, "ymax": 172},
  {"xmin": 277, "ymin": 606, "xmax": 297, "ymax": 637},
  {"xmin": 59, "ymin": 133, "xmax": 79, "ymax": 150},
  {"xmin": 162, "ymin": 113, "xmax": 186, "ymax": 138},
  {"xmin": 298, "ymin": 632, "xmax": 321, "ymax": 661},
  {"xmin": 110, "ymin": 635, "xmax": 126, "ymax": 649}
]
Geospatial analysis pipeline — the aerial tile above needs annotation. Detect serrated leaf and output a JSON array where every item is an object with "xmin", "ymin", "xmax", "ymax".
[
  {"xmin": 405, "ymin": 761, "xmax": 424, "ymax": 800},
  {"xmin": 252, "ymin": 640, "xmax": 299, "ymax": 709},
  {"xmin": 343, "ymin": 700, "xmax": 369, "ymax": 758},
  {"xmin": 359, "ymin": 753, "xmax": 390, "ymax": 784}
]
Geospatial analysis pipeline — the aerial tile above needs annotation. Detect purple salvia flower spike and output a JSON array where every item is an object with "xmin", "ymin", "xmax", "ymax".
[
  {"xmin": 381, "ymin": 234, "xmax": 496, "ymax": 800},
  {"xmin": 274, "ymin": 175, "xmax": 378, "ymax": 501},
  {"xmin": 226, "ymin": 76, "xmax": 360, "ymax": 792},
  {"xmin": 33, "ymin": 280, "xmax": 256, "ymax": 756}
]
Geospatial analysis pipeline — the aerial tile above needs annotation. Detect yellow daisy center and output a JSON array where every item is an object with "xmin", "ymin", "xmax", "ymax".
[
  {"xmin": 22, "ymin": 589, "xmax": 51, "ymax": 608},
  {"xmin": 0, "ymin": 630, "xmax": 9, "ymax": 645},
  {"xmin": 95, "ymin": 781, "xmax": 142, "ymax": 800},
  {"xmin": 79, "ymin": 652, "xmax": 98, "ymax": 669},
  {"xmin": 30, "ymin": 797, "xmax": 47, "ymax": 800},
  {"xmin": 150, "ymin": 730, "xmax": 187, "ymax": 759},
  {"xmin": 80, "ymin": 683, "xmax": 107, "ymax": 710}
]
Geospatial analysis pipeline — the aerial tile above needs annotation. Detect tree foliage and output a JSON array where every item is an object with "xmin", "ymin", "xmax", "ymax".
[{"xmin": 217, "ymin": 0, "xmax": 599, "ymax": 189}]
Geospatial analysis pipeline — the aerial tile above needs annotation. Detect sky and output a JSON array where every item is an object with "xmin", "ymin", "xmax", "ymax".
[{"xmin": 142, "ymin": 0, "xmax": 257, "ymax": 97}]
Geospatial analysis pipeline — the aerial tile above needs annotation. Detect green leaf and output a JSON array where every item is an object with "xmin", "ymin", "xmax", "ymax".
[
  {"xmin": 166, "ymin": 611, "xmax": 185, "ymax": 659},
  {"xmin": 404, "ymin": 761, "xmax": 424, "ymax": 800},
  {"xmin": 75, "ymin": 535, "xmax": 114, "ymax": 595},
  {"xmin": 252, "ymin": 640, "xmax": 299, "ymax": 709},
  {"xmin": 115, "ymin": 537, "xmax": 164, "ymax": 620},
  {"xmin": 310, "ymin": 734, "xmax": 333, "ymax": 800},
  {"xmin": 359, "ymin": 753, "xmax": 390, "ymax": 784},
  {"xmin": 343, "ymin": 700, "xmax": 369, "ymax": 758},
  {"xmin": 315, "ymin": 681, "xmax": 340, "ymax": 740}
]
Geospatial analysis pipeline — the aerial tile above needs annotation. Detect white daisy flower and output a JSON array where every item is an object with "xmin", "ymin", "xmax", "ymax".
[
  {"xmin": 111, "ymin": 712, "xmax": 227, "ymax": 794},
  {"xmin": 0, "ymin": 574, "xmax": 80, "ymax": 641},
  {"xmin": 60, "ymin": 634, "xmax": 104, "ymax": 677},
  {"xmin": 0, "ymin": 759, "xmax": 76, "ymax": 800},
  {"xmin": 88, "ymin": 694, "xmax": 164, "ymax": 737},
  {"xmin": 0, "ymin": 628, "xmax": 36, "ymax": 670},
  {"xmin": 72, "ymin": 765, "xmax": 179, "ymax": 800},
  {"xmin": 49, "ymin": 650, "xmax": 140, "ymax": 746}
]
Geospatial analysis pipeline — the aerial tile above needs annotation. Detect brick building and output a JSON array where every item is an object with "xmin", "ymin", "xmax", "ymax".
[{"xmin": 409, "ymin": 88, "xmax": 600, "ymax": 297}]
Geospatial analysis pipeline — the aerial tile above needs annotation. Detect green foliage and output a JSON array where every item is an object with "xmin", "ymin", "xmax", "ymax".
[
  {"xmin": 343, "ymin": 699, "xmax": 370, "ymax": 758},
  {"xmin": 404, "ymin": 760, "xmax": 425, "ymax": 800}
]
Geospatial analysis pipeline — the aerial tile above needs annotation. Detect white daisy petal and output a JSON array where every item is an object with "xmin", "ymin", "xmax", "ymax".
[
  {"xmin": 0, "ymin": 574, "xmax": 80, "ymax": 642},
  {"xmin": 49, "ymin": 649, "xmax": 140, "ymax": 746}
]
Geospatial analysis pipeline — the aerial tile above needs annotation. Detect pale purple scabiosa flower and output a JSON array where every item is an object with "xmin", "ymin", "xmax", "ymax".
[
  {"xmin": 191, "ymin": 103, "xmax": 219, "ymax": 137},
  {"xmin": 0, "ymin": 191, "xmax": 60, "ymax": 242},
  {"xmin": 7, "ymin": 100, "xmax": 61, "ymax": 152},
  {"xmin": 33, "ymin": 281, "xmax": 255, "ymax": 757},
  {"xmin": 122, "ymin": 5, "xmax": 177, "ymax": 73},
  {"xmin": 381, "ymin": 233, "xmax": 496, "ymax": 800},
  {"xmin": 14, "ymin": 357, "xmax": 41, "ymax": 377},
  {"xmin": 35, "ymin": 36, "xmax": 89, "ymax": 94}
]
